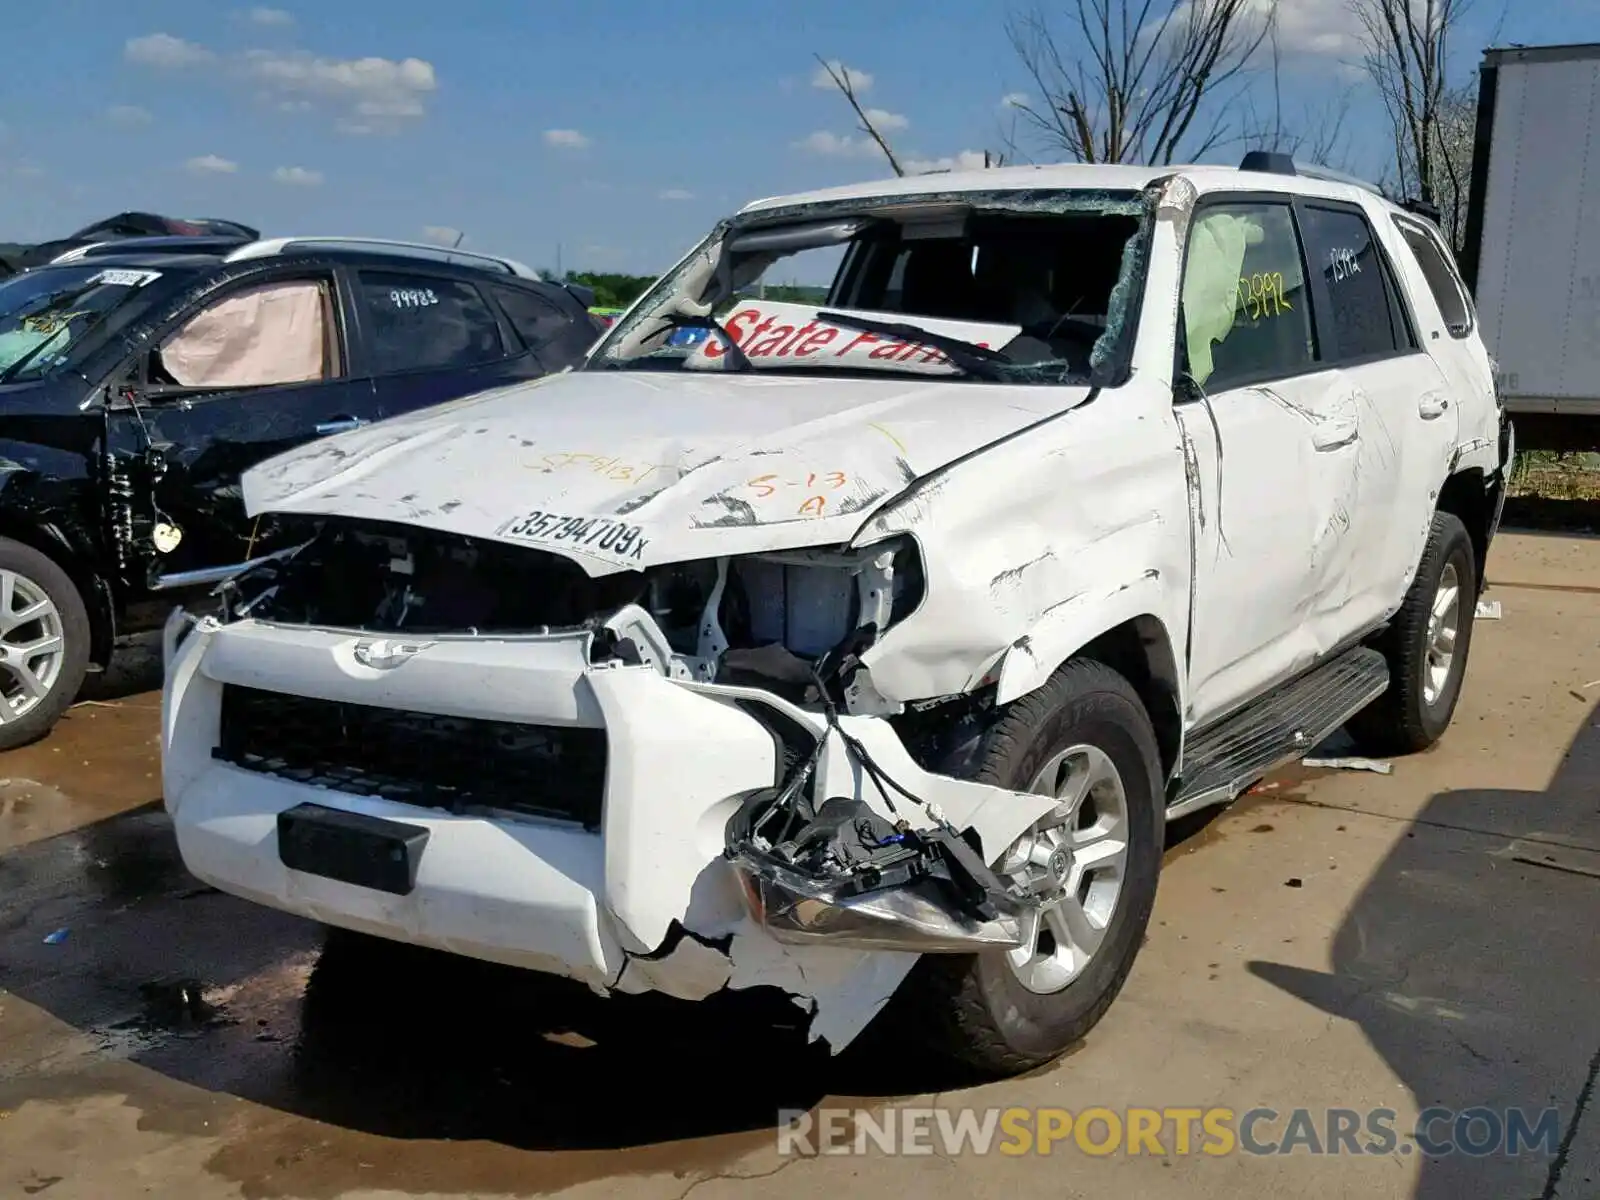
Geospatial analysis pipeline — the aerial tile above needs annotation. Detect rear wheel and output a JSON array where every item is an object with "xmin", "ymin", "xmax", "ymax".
[
  {"xmin": 1348, "ymin": 512, "xmax": 1477, "ymax": 755},
  {"xmin": 896, "ymin": 659, "xmax": 1165, "ymax": 1077},
  {"xmin": 0, "ymin": 538, "xmax": 90, "ymax": 751}
]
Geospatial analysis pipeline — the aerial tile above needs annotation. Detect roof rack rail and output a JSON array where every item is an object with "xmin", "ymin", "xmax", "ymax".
[
  {"xmin": 50, "ymin": 235, "xmax": 257, "ymax": 264},
  {"xmin": 49, "ymin": 243, "xmax": 107, "ymax": 264},
  {"xmin": 222, "ymin": 237, "xmax": 541, "ymax": 280},
  {"xmin": 1237, "ymin": 151, "xmax": 1384, "ymax": 198}
]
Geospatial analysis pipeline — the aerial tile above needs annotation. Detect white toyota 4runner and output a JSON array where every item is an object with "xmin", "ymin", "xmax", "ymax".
[{"xmin": 161, "ymin": 154, "xmax": 1510, "ymax": 1076}]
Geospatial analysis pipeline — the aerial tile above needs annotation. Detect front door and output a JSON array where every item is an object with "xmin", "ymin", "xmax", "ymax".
[
  {"xmin": 1177, "ymin": 198, "xmax": 1363, "ymax": 726},
  {"xmin": 103, "ymin": 269, "xmax": 379, "ymax": 588}
]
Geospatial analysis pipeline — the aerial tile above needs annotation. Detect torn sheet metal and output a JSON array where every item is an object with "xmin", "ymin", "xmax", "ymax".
[{"xmin": 851, "ymin": 375, "xmax": 1192, "ymax": 710}]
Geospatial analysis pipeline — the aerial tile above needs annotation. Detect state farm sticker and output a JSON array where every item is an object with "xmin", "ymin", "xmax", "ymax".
[{"xmin": 683, "ymin": 300, "xmax": 1020, "ymax": 376}]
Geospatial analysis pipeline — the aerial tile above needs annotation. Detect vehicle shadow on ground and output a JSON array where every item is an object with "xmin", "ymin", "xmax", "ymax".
[
  {"xmin": 1246, "ymin": 706, "xmax": 1600, "ymax": 1200},
  {"xmin": 74, "ymin": 634, "xmax": 162, "ymax": 703},
  {"xmin": 0, "ymin": 799, "xmax": 972, "ymax": 1159}
]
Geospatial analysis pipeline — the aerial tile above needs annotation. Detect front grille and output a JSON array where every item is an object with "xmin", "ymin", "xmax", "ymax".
[{"xmin": 214, "ymin": 685, "xmax": 606, "ymax": 829}]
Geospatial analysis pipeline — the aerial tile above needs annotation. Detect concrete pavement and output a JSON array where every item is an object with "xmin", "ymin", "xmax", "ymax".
[{"xmin": 1, "ymin": 531, "xmax": 1597, "ymax": 1199}]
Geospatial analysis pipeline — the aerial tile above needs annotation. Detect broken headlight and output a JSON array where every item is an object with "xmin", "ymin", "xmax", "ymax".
[{"xmin": 626, "ymin": 536, "xmax": 925, "ymax": 701}]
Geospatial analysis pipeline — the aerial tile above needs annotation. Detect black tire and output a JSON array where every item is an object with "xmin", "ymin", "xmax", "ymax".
[
  {"xmin": 1347, "ymin": 511, "xmax": 1477, "ymax": 756},
  {"xmin": 0, "ymin": 537, "xmax": 91, "ymax": 752},
  {"xmin": 893, "ymin": 659, "xmax": 1165, "ymax": 1077}
]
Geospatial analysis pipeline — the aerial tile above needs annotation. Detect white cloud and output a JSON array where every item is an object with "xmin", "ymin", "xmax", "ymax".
[
  {"xmin": 1271, "ymin": 0, "xmax": 1364, "ymax": 55},
  {"xmin": 421, "ymin": 225, "xmax": 462, "ymax": 246},
  {"xmin": 903, "ymin": 149, "xmax": 990, "ymax": 174},
  {"xmin": 107, "ymin": 104, "xmax": 153, "ymax": 127},
  {"xmin": 246, "ymin": 50, "xmax": 437, "ymax": 133},
  {"xmin": 1000, "ymin": 91, "xmax": 1029, "ymax": 109},
  {"xmin": 1217, "ymin": 0, "xmax": 1360, "ymax": 56},
  {"xmin": 185, "ymin": 154, "xmax": 239, "ymax": 175},
  {"xmin": 11, "ymin": 164, "xmax": 45, "ymax": 180},
  {"xmin": 125, "ymin": 33, "xmax": 438, "ymax": 135},
  {"xmin": 658, "ymin": 188, "xmax": 695, "ymax": 201},
  {"xmin": 125, "ymin": 33, "xmax": 215, "ymax": 69},
  {"xmin": 794, "ymin": 130, "xmax": 881, "ymax": 158},
  {"xmin": 543, "ymin": 128, "xmax": 592, "ymax": 149},
  {"xmin": 863, "ymin": 107, "xmax": 909, "ymax": 132},
  {"xmin": 272, "ymin": 165, "xmax": 323, "ymax": 186},
  {"xmin": 811, "ymin": 60, "xmax": 873, "ymax": 92},
  {"xmin": 245, "ymin": 6, "xmax": 295, "ymax": 25}
]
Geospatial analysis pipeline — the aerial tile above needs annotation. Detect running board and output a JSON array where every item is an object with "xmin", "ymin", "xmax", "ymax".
[{"xmin": 1167, "ymin": 647, "xmax": 1390, "ymax": 821}]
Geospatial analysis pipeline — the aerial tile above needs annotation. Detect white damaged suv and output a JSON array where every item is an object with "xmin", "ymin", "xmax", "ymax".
[{"xmin": 161, "ymin": 153, "xmax": 1509, "ymax": 1076}]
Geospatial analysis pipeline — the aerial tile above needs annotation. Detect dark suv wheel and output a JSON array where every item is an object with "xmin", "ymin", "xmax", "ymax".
[{"xmin": 0, "ymin": 538, "xmax": 91, "ymax": 751}]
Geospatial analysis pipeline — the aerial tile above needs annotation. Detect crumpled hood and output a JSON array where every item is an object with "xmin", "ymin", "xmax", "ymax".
[{"xmin": 242, "ymin": 370, "xmax": 1093, "ymax": 574}]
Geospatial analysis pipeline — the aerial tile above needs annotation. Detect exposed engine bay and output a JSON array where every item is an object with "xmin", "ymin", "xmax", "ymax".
[
  {"xmin": 210, "ymin": 515, "xmax": 1036, "ymax": 957},
  {"xmin": 221, "ymin": 515, "xmax": 924, "ymax": 706}
]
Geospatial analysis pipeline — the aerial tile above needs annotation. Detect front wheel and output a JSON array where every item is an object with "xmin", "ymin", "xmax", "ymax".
[
  {"xmin": 1347, "ymin": 511, "xmax": 1477, "ymax": 756},
  {"xmin": 0, "ymin": 538, "xmax": 90, "ymax": 752},
  {"xmin": 895, "ymin": 659, "xmax": 1165, "ymax": 1077}
]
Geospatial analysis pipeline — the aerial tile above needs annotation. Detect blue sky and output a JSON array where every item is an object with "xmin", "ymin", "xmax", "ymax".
[{"xmin": 0, "ymin": 1, "xmax": 1592, "ymax": 275}]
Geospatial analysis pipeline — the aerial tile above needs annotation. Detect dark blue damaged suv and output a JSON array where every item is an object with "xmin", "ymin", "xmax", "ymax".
[{"xmin": 0, "ymin": 234, "xmax": 604, "ymax": 749}]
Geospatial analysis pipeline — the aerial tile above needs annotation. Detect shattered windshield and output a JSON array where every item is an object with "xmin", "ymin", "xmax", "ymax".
[
  {"xmin": 0, "ymin": 265, "xmax": 165, "ymax": 383},
  {"xmin": 588, "ymin": 188, "xmax": 1153, "ymax": 386}
]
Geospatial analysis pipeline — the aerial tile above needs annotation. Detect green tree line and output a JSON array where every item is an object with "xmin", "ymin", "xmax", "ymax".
[{"xmin": 547, "ymin": 271, "xmax": 659, "ymax": 309}]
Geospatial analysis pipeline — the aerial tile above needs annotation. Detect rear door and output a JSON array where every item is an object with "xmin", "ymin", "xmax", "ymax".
[
  {"xmin": 349, "ymin": 268, "xmax": 540, "ymax": 419},
  {"xmin": 1294, "ymin": 199, "xmax": 1458, "ymax": 629},
  {"xmin": 103, "ymin": 265, "xmax": 380, "ymax": 586}
]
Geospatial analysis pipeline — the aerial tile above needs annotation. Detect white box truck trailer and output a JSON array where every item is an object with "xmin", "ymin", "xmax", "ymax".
[{"xmin": 1464, "ymin": 42, "xmax": 1600, "ymax": 449}]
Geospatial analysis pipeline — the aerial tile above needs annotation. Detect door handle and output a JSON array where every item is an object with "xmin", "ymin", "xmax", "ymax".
[
  {"xmin": 316, "ymin": 415, "xmax": 368, "ymax": 435},
  {"xmin": 1419, "ymin": 394, "xmax": 1450, "ymax": 420}
]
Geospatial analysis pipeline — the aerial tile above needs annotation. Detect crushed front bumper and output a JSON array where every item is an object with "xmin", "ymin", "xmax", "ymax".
[{"xmin": 161, "ymin": 613, "xmax": 1056, "ymax": 1050}]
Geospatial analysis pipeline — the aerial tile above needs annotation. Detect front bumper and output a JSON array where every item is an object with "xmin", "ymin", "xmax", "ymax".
[{"xmin": 161, "ymin": 614, "xmax": 1056, "ymax": 1049}]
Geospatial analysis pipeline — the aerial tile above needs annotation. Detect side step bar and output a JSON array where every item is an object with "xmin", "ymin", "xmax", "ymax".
[{"xmin": 1167, "ymin": 647, "xmax": 1390, "ymax": 821}]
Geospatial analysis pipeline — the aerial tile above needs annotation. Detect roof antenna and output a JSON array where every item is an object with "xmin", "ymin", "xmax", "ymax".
[{"xmin": 451, "ymin": 231, "xmax": 465, "ymax": 248}]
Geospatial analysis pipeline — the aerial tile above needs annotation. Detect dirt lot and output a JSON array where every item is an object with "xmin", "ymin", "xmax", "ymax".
[{"xmin": 2, "ymin": 531, "xmax": 1598, "ymax": 1200}]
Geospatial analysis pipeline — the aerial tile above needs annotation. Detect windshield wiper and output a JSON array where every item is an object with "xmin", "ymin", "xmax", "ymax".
[
  {"xmin": 656, "ymin": 312, "xmax": 754, "ymax": 371},
  {"xmin": 0, "ymin": 283, "xmax": 108, "ymax": 384},
  {"xmin": 814, "ymin": 311, "xmax": 1013, "ymax": 382}
]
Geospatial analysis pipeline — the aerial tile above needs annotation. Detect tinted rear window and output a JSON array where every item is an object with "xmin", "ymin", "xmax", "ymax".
[
  {"xmin": 356, "ymin": 271, "xmax": 506, "ymax": 374},
  {"xmin": 1297, "ymin": 205, "xmax": 1404, "ymax": 362}
]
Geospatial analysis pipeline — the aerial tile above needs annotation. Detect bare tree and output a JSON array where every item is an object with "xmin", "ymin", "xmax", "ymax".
[
  {"xmin": 1348, "ymin": 0, "xmax": 1476, "ymax": 246},
  {"xmin": 1004, "ymin": 0, "xmax": 1278, "ymax": 165},
  {"xmin": 813, "ymin": 54, "xmax": 905, "ymax": 176}
]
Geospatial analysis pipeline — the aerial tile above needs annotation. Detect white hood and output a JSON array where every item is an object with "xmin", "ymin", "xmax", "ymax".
[{"xmin": 241, "ymin": 370, "xmax": 1093, "ymax": 575}]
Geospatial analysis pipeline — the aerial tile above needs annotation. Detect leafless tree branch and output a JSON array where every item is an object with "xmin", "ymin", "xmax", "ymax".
[
  {"xmin": 813, "ymin": 53, "xmax": 905, "ymax": 176},
  {"xmin": 1004, "ymin": 0, "xmax": 1278, "ymax": 166},
  {"xmin": 1348, "ymin": 0, "xmax": 1476, "ymax": 249},
  {"xmin": 1241, "ymin": 21, "xmax": 1355, "ymax": 168}
]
